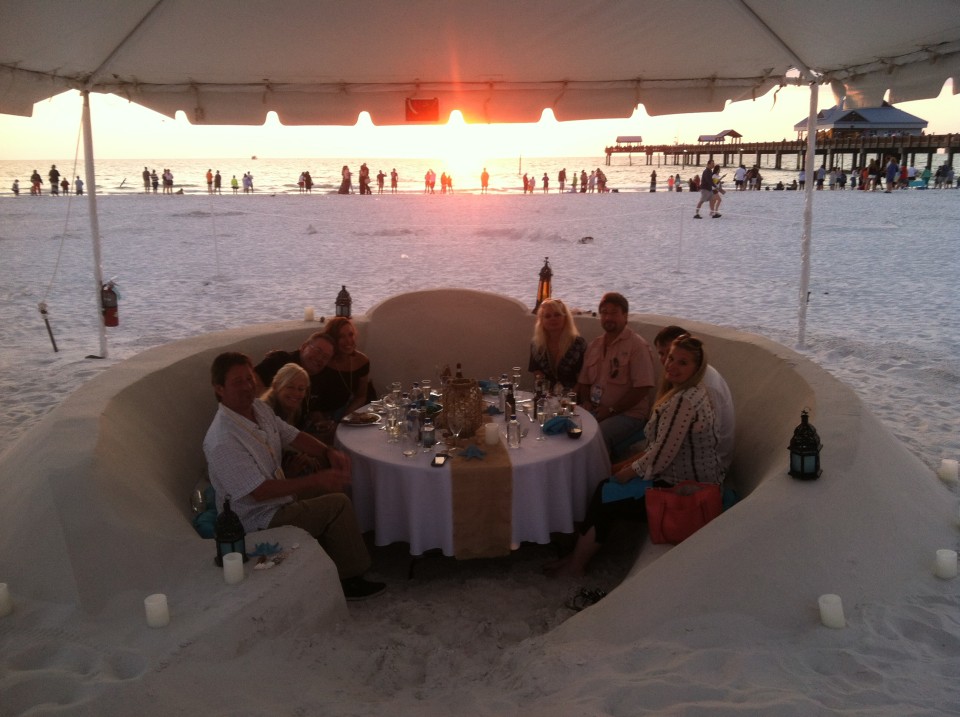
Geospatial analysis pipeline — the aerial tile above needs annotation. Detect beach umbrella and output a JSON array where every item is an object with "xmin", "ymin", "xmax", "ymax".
[{"xmin": 1, "ymin": 0, "xmax": 958, "ymax": 352}]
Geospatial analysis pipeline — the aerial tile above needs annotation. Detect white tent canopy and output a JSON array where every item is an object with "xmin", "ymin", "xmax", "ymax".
[
  {"xmin": 1, "ymin": 0, "xmax": 958, "ymax": 352},
  {"xmin": 2, "ymin": 0, "xmax": 958, "ymax": 124}
]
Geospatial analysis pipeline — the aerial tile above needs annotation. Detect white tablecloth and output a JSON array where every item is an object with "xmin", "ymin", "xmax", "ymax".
[{"xmin": 336, "ymin": 411, "xmax": 611, "ymax": 556}]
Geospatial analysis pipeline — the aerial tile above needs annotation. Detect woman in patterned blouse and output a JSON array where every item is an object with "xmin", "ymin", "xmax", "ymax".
[
  {"xmin": 528, "ymin": 298, "xmax": 587, "ymax": 392},
  {"xmin": 546, "ymin": 334, "xmax": 723, "ymax": 577}
]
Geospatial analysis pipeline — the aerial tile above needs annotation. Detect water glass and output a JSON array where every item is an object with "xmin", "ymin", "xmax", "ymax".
[
  {"xmin": 566, "ymin": 391, "xmax": 578, "ymax": 415},
  {"xmin": 420, "ymin": 379, "xmax": 432, "ymax": 404},
  {"xmin": 512, "ymin": 366, "xmax": 523, "ymax": 392}
]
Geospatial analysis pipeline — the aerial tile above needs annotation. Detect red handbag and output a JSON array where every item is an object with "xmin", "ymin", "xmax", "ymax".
[{"xmin": 646, "ymin": 481, "xmax": 722, "ymax": 544}]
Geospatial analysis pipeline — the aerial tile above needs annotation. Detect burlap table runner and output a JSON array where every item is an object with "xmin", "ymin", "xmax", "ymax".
[{"xmin": 450, "ymin": 420, "xmax": 513, "ymax": 559}]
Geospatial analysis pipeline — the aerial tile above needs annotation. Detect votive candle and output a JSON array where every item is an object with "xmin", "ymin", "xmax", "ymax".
[
  {"xmin": 818, "ymin": 593, "xmax": 845, "ymax": 628},
  {"xmin": 223, "ymin": 552, "xmax": 245, "ymax": 585},
  {"xmin": 303, "ymin": 306, "xmax": 315, "ymax": 322},
  {"xmin": 144, "ymin": 593, "xmax": 170, "ymax": 628},
  {"xmin": 938, "ymin": 459, "xmax": 959, "ymax": 483},
  {"xmin": 483, "ymin": 422, "xmax": 500, "ymax": 446},
  {"xmin": 0, "ymin": 583, "xmax": 13, "ymax": 617},
  {"xmin": 935, "ymin": 549, "xmax": 958, "ymax": 579}
]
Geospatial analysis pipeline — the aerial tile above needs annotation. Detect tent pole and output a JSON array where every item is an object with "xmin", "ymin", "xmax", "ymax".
[
  {"xmin": 81, "ymin": 90, "xmax": 108, "ymax": 359},
  {"xmin": 797, "ymin": 81, "xmax": 818, "ymax": 349}
]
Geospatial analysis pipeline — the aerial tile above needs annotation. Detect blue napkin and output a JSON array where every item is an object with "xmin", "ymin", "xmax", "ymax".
[
  {"xmin": 542, "ymin": 416, "xmax": 575, "ymax": 435},
  {"xmin": 250, "ymin": 542, "xmax": 283, "ymax": 556},
  {"xmin": 485, "ymin": 404, "xmax": 502, "ymax": 415},
  {"xmin": 601, "ymin": 477, "xmax": 653, "ymax": 503},
  {"xmin": 461, "ymin": 444, "xmax": 487, "ymax": 460},
  {"xmin": 477, "ymin": 380, "xmax": 500, "ymax": 395}
]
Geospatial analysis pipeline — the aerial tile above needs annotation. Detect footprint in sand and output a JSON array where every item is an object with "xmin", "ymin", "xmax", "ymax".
[{"xmin": 2, "ymin": 640, "xmax": 147, "ymax": 715}]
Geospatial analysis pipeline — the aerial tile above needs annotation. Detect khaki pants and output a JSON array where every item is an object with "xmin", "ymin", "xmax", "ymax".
[{"xmin": 269, "ymin": 493, "xmax": 370, "ymax": 579}]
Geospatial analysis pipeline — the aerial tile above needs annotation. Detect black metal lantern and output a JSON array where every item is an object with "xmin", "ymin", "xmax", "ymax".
[
  {"xmin": 533, "ymin": 257, "xmax": 552, "ymax": 313},
  {"xmin": 788, "ymin": 409, "xmax": 822, "ymax": 480},
  {"xmin": 214, "ymin": 494, "xmax": 247, "ymax": 566},
  {"xmin": 335, "ymin": 285, "xmax": 352, "ymax": 318}
]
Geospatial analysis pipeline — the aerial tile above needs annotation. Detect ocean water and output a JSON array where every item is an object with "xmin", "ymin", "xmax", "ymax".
[{"xmin": 1, "ymin": 155, "xmax": 813, "ymax": 197}]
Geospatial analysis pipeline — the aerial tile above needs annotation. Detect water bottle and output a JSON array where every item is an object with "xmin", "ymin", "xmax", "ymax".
[
  {"xmin": 404, "ymin": 394, "xmax": 420, "ymax": 443},
  {"xmin": 507, "ymin": 413, "xmax": 522, "ymax": 448},
  {"xmin": 421, "ymin": 416, "xmax": 436, "ymax": 450},
  {"xmin": 498, "ymin": 373, "xmax": 510, "ymax": 415},
  {"xmin": 505, "ymin": 383, "xmax": 516, "ymax": 417},
  {"xmin": 409, "ymin": 381, "xmax": 423, "ymax": 408}
]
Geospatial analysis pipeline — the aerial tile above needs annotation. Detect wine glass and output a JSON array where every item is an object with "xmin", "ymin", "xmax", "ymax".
[{"xmin": 446, "ymin": 409, "xmax": 464, "ymax": 454}]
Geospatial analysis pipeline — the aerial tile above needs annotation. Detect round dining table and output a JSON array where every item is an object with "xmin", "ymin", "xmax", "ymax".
[{"xmin": 336, "ymin": 408, "xmax": 612, "ymax": 556}]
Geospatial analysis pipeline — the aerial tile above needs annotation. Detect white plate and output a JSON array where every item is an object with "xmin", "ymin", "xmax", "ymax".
[{"xmin": 341, "ymin": 412, "xmax": 383, "ymax": 427}]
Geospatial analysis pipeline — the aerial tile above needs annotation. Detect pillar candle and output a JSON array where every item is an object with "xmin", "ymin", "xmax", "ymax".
[
  {"xmin": 818, "ymin": 593, "xmax": 845, "ymax": 628},
  {"xmin": 144, "ymin": 593, "xmax": 170, "ymax": 628},
  {"xmin": 483, "ymin": 422, "xmax": 500, "ymax": 446},
  {"xmin": 0, "ymin": 583, "xmax": 13, "ymax": 617},
  {"xmin": 223, "ymin": 552, "xmax": 245, "ymax": 585},
  {"xmin": 937, "ymin": 459, "xmax": 959, "ymax": 483},
  {"xmin": 304, "ymin": 306, "xmax": 315, "ymax": 322},
  {"xmin": 935, "ymin": 549, "xmax": 958, "ymax": 579}
]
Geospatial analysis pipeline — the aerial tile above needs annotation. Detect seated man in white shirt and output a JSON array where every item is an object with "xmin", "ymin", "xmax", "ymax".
[
  {"xmin": 203, "ymin": 351, "xmax": 384, "ymax": 601},
  {"xmin": 653, "ymin": 325, "xmax": 735, "ymax": 470}
]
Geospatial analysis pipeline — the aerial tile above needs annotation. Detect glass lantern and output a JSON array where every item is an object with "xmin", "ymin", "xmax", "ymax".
[
  {"xmin": 533, "ymin": 256, "xmax": 552, "ymax": 313},
  {"xmin": 335, "ymin": 285, "xmax": 352, "ymax": 318},
  {"xmin": 214, "ymin": 494, "xmax": 248, "ymax": 566},
  {"xmin": 788, "ymin": 409, "xmax": 822, "ymax": 480}
]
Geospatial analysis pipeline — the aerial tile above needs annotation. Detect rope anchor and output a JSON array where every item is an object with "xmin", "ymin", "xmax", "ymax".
[{"xmin": 38, "ymin": 302, "xmax": 59, "ymax": 353}]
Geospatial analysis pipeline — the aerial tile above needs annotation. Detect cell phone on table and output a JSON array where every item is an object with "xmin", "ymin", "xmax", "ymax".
[{"xmin": 431, "ymin": 454, "xmax": 448, "ymax": 467}]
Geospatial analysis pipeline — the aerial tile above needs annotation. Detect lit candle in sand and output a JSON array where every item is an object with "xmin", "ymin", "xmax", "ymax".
[
  {"xmin": 303, "ymin": 306, "xmax": 315, "ymax": 322},
  {"xmin": 144, "ymin": 593, "xmax": 170, "ymax": 628},
  {"xmin": 0, "ymin": 583, "xmax": 13, "ymax": 617},
  {"xmin": 818, "ymin": 593, "xmax": 845, "ymax": 628},
  {"xmin": 484, "ymin": 423, "xmax": 500, "ymax": 446},
  {"xmin": 223, "ymin": 552, "xmax": 245, "ymax": 585},
  {"xmin": 937, "ymin": 459, "xmax": 959, "ymax": 483},
  {"xmin": 935, "ymin": 549, "xmax": 958, "ymax": 579}
]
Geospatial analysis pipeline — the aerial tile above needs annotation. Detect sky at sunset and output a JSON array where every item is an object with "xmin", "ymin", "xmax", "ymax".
[{"xmin": 1, "ymin": 81, "xmax": 956, "ymax": 161}]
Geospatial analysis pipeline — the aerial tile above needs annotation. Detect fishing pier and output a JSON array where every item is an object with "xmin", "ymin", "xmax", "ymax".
[{"xmin": 605, "ymin": 134, "xmax": 960, "ymax": 171}]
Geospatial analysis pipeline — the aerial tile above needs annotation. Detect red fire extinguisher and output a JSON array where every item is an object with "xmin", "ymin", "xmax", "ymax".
[{"xmin": 101, "ymin": 281, "xmax": 119, "ymax": 327}]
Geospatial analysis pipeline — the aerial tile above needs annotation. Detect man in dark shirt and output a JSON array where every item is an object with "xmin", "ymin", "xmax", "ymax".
[
  {"xmin": 254, "ymin": 332, "xmax": 335, "ymax": 415},
  {"xmin": 694, "ymin": 160, "xmax": 715, "ymax": 218}
]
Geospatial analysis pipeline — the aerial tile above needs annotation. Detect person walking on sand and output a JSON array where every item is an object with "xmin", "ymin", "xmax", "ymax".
[
  {"xmin": 206, "ymin": 169, "xmax": 214, "ymax": 194},
  {"xmin": 150, "ymin": 169, "xmax": 159, "ymax": 193},
  {"xmin": 74, "ymin": 177, "xmax": 83, "ymax": 195},
  {"xmin": 709, "ymin": 165, "xmax": 725, "ymax": 218},
  {"xmin": 694, "ymin": 159, "xmax": 715, "ymax": 218}
]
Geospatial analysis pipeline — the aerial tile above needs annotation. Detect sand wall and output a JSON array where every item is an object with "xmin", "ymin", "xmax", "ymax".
[{"xmin": 0, "ymin": 289, "xmax": 925, "ymax": 620}]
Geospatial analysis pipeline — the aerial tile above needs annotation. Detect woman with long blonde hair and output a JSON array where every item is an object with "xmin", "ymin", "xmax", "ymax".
[
  {"xmin": 528, "ymin": 298, "xmax": 587, "ymax": 391},
  {"xmin": 262, "ymin": 363, "xmax": 327, "ymax": 476}
]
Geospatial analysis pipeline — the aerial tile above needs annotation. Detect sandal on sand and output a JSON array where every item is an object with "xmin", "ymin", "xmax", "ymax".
[{"xmin": 565, "ymin": 587, "xmax": 607, "ymax": 612}]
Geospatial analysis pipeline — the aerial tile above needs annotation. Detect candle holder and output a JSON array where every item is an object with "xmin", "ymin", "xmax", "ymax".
[{"xmin": 788, "ymin": 409, "xmax": 822, "ymax": 480}]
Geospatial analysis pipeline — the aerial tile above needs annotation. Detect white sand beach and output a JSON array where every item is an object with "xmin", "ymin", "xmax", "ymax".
[{"xmin": 1, "ymin": 188, "xmax": 958, "ymax": 715}]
